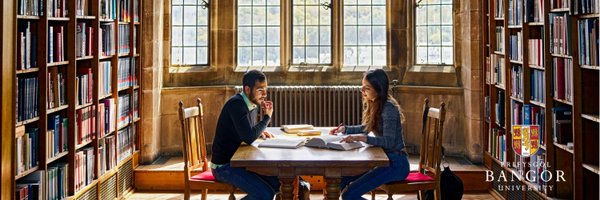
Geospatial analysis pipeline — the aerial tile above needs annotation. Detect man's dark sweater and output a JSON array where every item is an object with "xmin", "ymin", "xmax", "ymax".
[{"xmin": 211, "ymin": 93, "xmax": 271, "ymax": 165}]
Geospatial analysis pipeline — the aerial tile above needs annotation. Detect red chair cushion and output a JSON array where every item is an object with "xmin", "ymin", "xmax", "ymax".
[
  {"xmin": 403, "ymin": 171, "xmax": 434, "ymax": 182},
  {"xmin": 190, "ymin": 170, "xmax": 216, "ymax": 181}
]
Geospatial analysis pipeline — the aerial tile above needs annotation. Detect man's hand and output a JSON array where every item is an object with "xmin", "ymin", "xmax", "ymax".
[
  {"xmin": 262, "ymin": 101, "xmax": 274, "ymax": 117},
  {"xmin": 260, "ymin": 131, "xmax": 275, "ymax": 139}
]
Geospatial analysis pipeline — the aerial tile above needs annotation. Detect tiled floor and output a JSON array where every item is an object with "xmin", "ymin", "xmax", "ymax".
[{"xmin": 126, "ymin": 191, "xmax": 496, "ymax": 200}]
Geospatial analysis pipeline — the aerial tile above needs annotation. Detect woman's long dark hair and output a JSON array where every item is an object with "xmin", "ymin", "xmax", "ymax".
[{"xmin": 362, "ymin": 69, "xmax": 405, "ymax": 136}]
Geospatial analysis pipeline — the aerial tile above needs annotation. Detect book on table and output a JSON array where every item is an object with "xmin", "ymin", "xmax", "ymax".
[
  {"xmin": 258, "ymin": 137, "xmax": 307, "ymax": 149},
  {"xmin": 305, "ymin": 135, "xmax": 365, "ymax": 151},
  {"xmin": 281, "ymin": 124, "xmax": 321, "ymax": 136}
]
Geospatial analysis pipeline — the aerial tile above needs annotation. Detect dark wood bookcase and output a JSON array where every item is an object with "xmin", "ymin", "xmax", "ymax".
[
  {"xmin": 482, "ymin": 0, "xmax": 599, "ymax": 199},
  {"xmin": 12, "ymin": 0, "xmax": 142, "ymax": 199}
]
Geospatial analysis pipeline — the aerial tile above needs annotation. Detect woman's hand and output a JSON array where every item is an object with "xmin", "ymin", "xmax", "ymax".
[
  {"xmin": 340, "ymin": 135, "xmax": 366, "ymax": 143},
  {"xmin": 329, "ymin": 126, "xmax": 346, "ymax": 135}
]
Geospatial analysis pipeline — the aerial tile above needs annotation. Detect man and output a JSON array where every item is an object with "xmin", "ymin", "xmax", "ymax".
[{"xmin": 210, "ymin": 70, "xmax": 279, "ymax": 200}]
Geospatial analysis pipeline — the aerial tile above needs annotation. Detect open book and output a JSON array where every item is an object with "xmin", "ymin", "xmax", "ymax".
[
  {"xmin": 258, "ymin": 138, "xmax": 306, "ymax": 149},
  {"xmin": 305, "ymin": 135, "xmax": 365, "ymax": 151},
  {"xmin": 281, "ymin": 124, "xmax": 321, "ymax": 136}
]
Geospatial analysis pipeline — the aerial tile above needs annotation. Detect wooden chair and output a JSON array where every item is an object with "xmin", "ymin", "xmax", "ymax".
[
  {"xmin": 373, "ymin": 98, "xmax": 446, "ymax": 200},
  {"xmin": 179, "ymin": 98, "xmax": 236, "ymax": 200}
]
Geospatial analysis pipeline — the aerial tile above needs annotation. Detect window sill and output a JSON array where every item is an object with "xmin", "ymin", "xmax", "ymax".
[
  {"xmin": 168, "ymin": 65, "xmax": 215, "ymax": 73},
  {"xmin": 401, "ymin": 65, "xmax": 459, "ymax": 87},
  {"xmin": 234, "ymin": 66, "xmax": 282, "ymax": 73},
  {"xmin": 408, "ymin": 65, "xmax": 455, "ymax": 73}
]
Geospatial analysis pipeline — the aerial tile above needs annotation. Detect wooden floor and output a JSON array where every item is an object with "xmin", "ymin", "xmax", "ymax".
[{"xmin": 126, "ymin": 191, "xmax": 497, "ymax": 200}]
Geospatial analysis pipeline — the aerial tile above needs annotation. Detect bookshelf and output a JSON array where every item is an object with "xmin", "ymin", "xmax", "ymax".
[
  {"xmin": 12, "ymin": 0, "xmax": 142, "ymax": 199},
  {"xmin": 483, "ymin": 0, "xmax": 599, "ymax": 199}
]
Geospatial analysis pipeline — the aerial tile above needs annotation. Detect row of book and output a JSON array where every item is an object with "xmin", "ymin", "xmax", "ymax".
[
  {"xmin": 530, "ymin": 69, "xmax": 545, "ymax": 103},
  {"xmin": 117, "ymin": 125, "xmax": 135, "ymax": 163},
  {"xmin": 100, "ymin": 0, "xmax": 117, "ymax": 20},
  {"xmin": 47, "ymin": 68, "xmax": 67, "ymax": 109},
  {"xmin": 76, "ymin": 105, "xmax": 96, "ymax": 145},
  {"xmin": 118, "ymin": 58, "xmax": 137, "ymax": 89},
  {"xmin": 490, "ymin": 55, "xmax": 506, "ymax": 87},
  {"xmin": 76, "ymin": 68, "xmax": 93, "ymax": 106},
  {"xmin": 47, "ymin": 115, "xmax": 68, "ymax": 158},
  {"xmin": 118, "ymin": 24, "xmax": 131, "ymax": 55},
  {"xmin": 48, "ymin": 25, "xmax": 66, "ymax": 63},
  {"xmin": 496, "ymin": 90, "xmax": 506, "ymax": 126},
  {"xmin": 18, "ymin": 22, "xmax": 37, "ymax": 70},
  {"xmin": 15, "ymin": 170, "xmax": 42, "ymax": 200},
  {"xmin": 99, "ymin": 99, "xmax": 117, "ymax": 138},
  {"xmin": 119, "ymin": 0, "xmax": 136, "ymax": 22},
  {"xmin": 549, "ymin": 13, "xmax": 571, "ymax": 56},
  {"xmin": 117, "ymin": 94, "xmax": 132, "ymax": 128},
  {"xmin": 100, "ymin": 23, "xmax": 116, "ymax": 57},
  {"xmin": 489, "ymin": 128, "xmax": 507, "ymax": 162},
  {"xmin": 495, "ymin": 26, "xmax": 505, "ymax": 52},
  {"xmin": 18, "ymin": 0, "xmax": 44, "ymax": 16},
  {"xmin": 49, "ymin": 0, "xmax": 68, "ymax": 17},
  {"xmin": 99, "ymin": 136, "xmax": 117, "ymax": 176},
  {"xmin": 511, "ymin": 65, "xmax": 523, "ymax": 99},
  {"xmin": 578, "ymin": 18, "xmax": 599, "ymax": 66},
  {"xmin": 552, "ymin": 57, "xmax": 573, "ymax": 102},
  {"xmin": 550, "ymin": 0, "xmax": 570, "ymax": 9},
  {"xmin": 528, "ymin": 151, "xmax": 548, "ymax": 193},
  {"xmin": 508, "ymin": 0, "xmax": 523, "ymax": 26},
  {"xmin": 76, "ymin": 0, "xmax": 90, "ymax": 16},
  {"xmin": 74, "ymin": 148, "xmax": 95, "ymax": 193},
  {"xmin": 528, "ymin": 39, "xmax": 543, "ymax": 67},
  {"xmin": 16, "ymin": 76, "xmax": 39, "ymax": 122},
  {"xmin": 15, "ymin": 126, "xmax": 39, "ymax": 175},
  {"xmin": 573, "ymin": 0, "xmax": 598, "ymax": 14},
  {"xmin": 99, "ymin": 61, "xmax": 113, "ymax": 97},
  {"xmin": 48, "ymin": 163, "xmax": 69, "ymax": 200},
  {"xmin": 494, "ymin": 0, "xmax": 505, "ymax": 18},
  {"xmin": 76, "ymin": 22, "xmax": 94, "ymax": 58},
  {"xmin": 509, "ymin": 31, "xmax": 523, "ymax": 61},
  {"xmin": 524, "ymin": 0, "xmax": 544, "ymax": 23},
  {"xmin": 133, "ymin": 90, "xmax": 139, "ymax": 119},
  {"xmin": 552, "ymin": 106, "xmax": 572, "ymax": 145}
]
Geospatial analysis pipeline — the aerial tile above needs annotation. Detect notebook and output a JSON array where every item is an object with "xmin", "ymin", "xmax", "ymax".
[{"xmin": 258, "ymin": 138, "xmax": 306, "ymax": 149}]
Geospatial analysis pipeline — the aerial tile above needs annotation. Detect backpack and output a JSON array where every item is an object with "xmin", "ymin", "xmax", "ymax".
[{"xmin": 419, "ymin": 147, "xmax": 464, "ymax": 200}]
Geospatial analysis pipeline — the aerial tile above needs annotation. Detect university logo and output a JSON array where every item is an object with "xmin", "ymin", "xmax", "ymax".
[{"xmin": 512, "ymin": 125, "xmax": 540, "ymax": 157}]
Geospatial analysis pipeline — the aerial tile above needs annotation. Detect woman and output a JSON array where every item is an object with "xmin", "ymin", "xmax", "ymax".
[{"xmin": 329, "ymin": 69, "xmax": 410, "ymax": 200}]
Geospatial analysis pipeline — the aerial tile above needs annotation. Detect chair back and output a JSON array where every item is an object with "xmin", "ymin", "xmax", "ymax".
[
  {"xmin": 418, "ymin": 98, "xmax": 446, "ymax": 184},
  {"xmin": 178, "ymin": 98, "xmax": 210, "ymax": 178}
]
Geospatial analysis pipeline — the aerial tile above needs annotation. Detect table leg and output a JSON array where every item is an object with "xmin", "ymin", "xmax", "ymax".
[
  {"xmin": 279, "ymin": 177, "xmax": 295, "ymax": 200},
  {"xmin": 325, "ymin": 177, "xmax": 341, "ymax": 200}
]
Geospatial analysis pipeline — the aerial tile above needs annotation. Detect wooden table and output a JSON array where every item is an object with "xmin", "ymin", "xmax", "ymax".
[{"xmin": 230, "ymin": 127, "xmax": 389, "ymax": 200}]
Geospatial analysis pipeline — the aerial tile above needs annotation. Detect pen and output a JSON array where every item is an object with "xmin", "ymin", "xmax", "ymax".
[{"xmin": 334, "ymin": 123, "xmax": 344, "ymax": 135}]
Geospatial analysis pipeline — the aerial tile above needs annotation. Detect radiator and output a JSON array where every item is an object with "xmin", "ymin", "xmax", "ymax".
[{"xmin": 235, "ymin": 86, "xmax": 363, "ymax": 127}]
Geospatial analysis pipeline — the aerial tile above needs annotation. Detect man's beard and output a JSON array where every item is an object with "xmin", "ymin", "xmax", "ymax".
[{"xmin": 249, "ymin": 90, "xmax": 262, "ymax": 105}]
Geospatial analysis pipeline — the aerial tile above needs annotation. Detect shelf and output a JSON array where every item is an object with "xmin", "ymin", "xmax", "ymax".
[
  {"xmin": 528, "ymin": 22, "xmax": 544, "ymax": 26},
  {"xmin": 16, "ymin": 68, "xmax": 39, "ymax": 74},
  {"xmin": 134, "ymin": 54, "xmax": 140, "ymax": 57},
  {"xmin": 15, "ymin": 166, "xmax": 39, "ymax": 180},
  {"xmin": 47, "ymin": 151, "xmax": 69, "ymax": 164},
  {"xmin": 100, "ymin": 18, "xmax": 115, "ymax": 22},
  {"xmin": 494, "ymin": 18, "xmax": 505, "ymax": 21},
  {"xmin": 75, "ymin": 140, "xmax": 93, "ymax": 150},
  {"xmin": 551, "ymin": 54, "xmax": 572, "ymax": 58},
  {"xmin": 553, "ymin": 98, "xmax": 573, "ymax": 105},
  {"xmin": 509, "ymin": 60, "xmax": 523, "ymax": 64},
  {"xmin": 530, "ymin": 100, "xmax": 546, "ymax": 108},
  {"xmin": 76, "ymin": 15, "xmax": 96, "ymax": 20},
  {"xmin": 580, "ymin": 65, "xmax": 600, "ymax": 70},
  {"xmin": 98, "ymin": 167, "xmax": 118, "ymax": 183},
  {"xmin": 134, "ymin": 21, "xmax": 141, "ymax": 25},
  {"xmin": 76, "ymin": 56, "xmax": 93, "ymax": 61},
  {"xmin": 540, "ymin": 145, "xmax": 546, "ymax": 150},
  {"xmin": 578, "ymin": 13, "xmax": 599, "ymax": 19},
  {"xmin": 118, "ymin": 86, "xmax": 131, "ymax": 92},
  {"xmin": 510, "ymin": 96, "xmax": 524, "ymax": 103},
  {"xmin": 554, "ymin": 142, "xmax": 574, "ymax": 154},
  {"xmin": 99, "ymin": 93, "xmax": 113, "ymax": 100},
  {"xmin": 118, "ymin": 53, "xmax": 131, "ymax": 57},
  {"xmin": 117, "ymin": 122, "xmax": 131, "ymax": 131},
  {"xmin": 15, "ymin": 117, "xmax": 40, "ymax": 127},
  {"xmin": 550, "ymin": 8, "xmax": 571, "ymax": 12},
  {"xmin": 118, "ymin": 22, "xmax": 130, "ymax": 25},
  {"xmin": 493, "ymin": 51, "xmax": 505, "ymax": 55},
  {"xmin": 72, "ymin": 179, "xmax": 98, "ymax": 199},
  {"xmin": 99, "ymin": 130, "xmax": 115, "ymax": 140},
  {"xmin": 76, "ymin": 102, "xmax": 94, "ymax": 110},
  {"xmin": 47, "ymin": 17, "xmax": 69, "ymax": 21},
  {"xmin": 133, "ymin": 85, "xmax": 139, "ymax": 90},
  {"xmin": 508, "ymin": 25, "xmax": 523, "ymax": 29},
  {"xmin": 485, "ymin": 152, "xmax": 503, "ymax": 166},
  {"xmin": 582, "ymin": 164, "xmax": 600, "ymax": 175},
  {"xmin": 495, "ymin": 121, "xmax": 505, "ymax": 129},
  {"xmin": 17, "ymin": 15, "xmax": 41, "ymax": 20},
  {"xmin": 47, "ymin": 61, "xmax": 69, "ymax": 66},
  {"xmin": 495, "ymin": 84, "xmax": 506, "ymax": 90},
  {"xmin": 47, "ymin": 104, "xmax": 69, "ymax": 114},
  {"xmin": 529, "ymin": 65, "xmax": 545, "ymax": 70},
  {"xmin": 100, "ymin": 55, "xmax": 114, "ymax": 60},
  {"xmin": 133, "ymin": 117, "xmax": 140, "ymax": 123},
  {"xmin": 581, "ymin": 114, "xmax": 600, "ymax": 123}
]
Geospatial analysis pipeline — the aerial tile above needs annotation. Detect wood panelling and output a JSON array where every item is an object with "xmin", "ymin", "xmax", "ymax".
[{"xmin": 1, "ymin": 0, "xmax": 16, "ymax": 198}]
